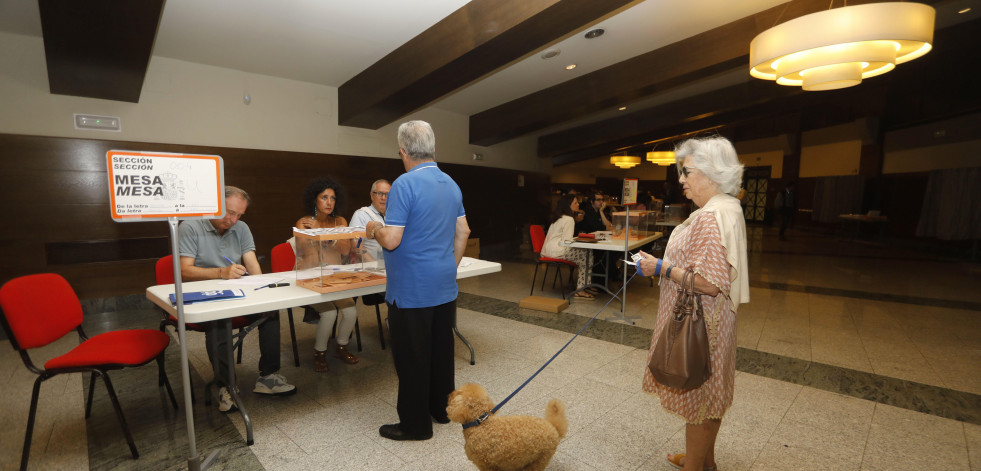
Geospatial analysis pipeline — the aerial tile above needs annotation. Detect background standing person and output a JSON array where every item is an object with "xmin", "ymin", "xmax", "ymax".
[
  {"xmin": 292, "ymin": 177, "xmax": 360, "ymax": 372},
  {"xmin": 179, "ymin": 185, "xmax": 295, "ymax": 412},
  {"xmin": 635, "ymin": 137, "xmax": 749, "ymax": 471},
  {"xmin": 364, "ymin": 120, "xmax": 470, "ymax": 441},
  {"xmin": 776, "ymin": 180, "xmax": 796, "ymax": 241}
]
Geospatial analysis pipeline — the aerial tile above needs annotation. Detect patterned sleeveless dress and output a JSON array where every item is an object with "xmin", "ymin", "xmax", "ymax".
[{"xmin": 642, "ymin": 211, "xmax": 736, "ymax": 424}]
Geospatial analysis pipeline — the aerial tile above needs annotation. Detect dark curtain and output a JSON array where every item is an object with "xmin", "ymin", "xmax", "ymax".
[
  {"xmin": 916, "ymin": 167, "xmax": 981, "ymax": 240},
  {"xmin": 812, "ymin": 175, "xmax": 865, "ymax": 223}
]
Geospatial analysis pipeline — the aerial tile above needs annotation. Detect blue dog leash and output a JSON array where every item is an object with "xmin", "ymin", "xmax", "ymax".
[{"xmin": 462, "ymin": 269, "xmax": 641, "ymax": 429}]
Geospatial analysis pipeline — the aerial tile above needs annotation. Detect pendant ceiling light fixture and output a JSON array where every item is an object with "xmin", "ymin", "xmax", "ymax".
[
  {"xmin": 646, "ymin": 150, "xmax": 676, "ymax": 166},
  {"xmin": 750, "ymin": 2, "xmax": 934, "ymax": 91},
  {"xmin": 610, "ymin": 154, "xmax": 641, "ymax": 169}
]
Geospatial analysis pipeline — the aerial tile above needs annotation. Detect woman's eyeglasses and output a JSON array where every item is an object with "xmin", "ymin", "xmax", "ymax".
[{"xmin": 680, "ymin": 166, "xmax": 696, "ymax": 177}]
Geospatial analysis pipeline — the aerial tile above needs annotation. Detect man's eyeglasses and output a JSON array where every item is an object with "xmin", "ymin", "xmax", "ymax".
[{"xmin": 372, "ymin": 191, "xmax": 389, "ymax": 198}]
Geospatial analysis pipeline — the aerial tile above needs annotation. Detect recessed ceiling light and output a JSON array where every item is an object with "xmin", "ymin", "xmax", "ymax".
[
  {"xmin": 565, "ymin": 64, "xmax": 577, "ymax": 70},
  {"xmin": 619, "ymin": 106, "xmax": 627, "ymax": 111},
  {"xmin": 585, "ymin": 28, "xmax": 605, "ymax": 39},
  {"xmin": 958, "ymin": 7, "xmax": 971, "ymax": 13},
  {"xmin": 540, "ymin": 49, "xmax": 561, "ymax": 60}
]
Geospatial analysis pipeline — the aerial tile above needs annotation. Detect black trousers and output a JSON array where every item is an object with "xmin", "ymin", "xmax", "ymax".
[
  {"xmin": 779, "ymin": 207, "xmax": 794, "ymax": 236},
  {"xmin": 387, "ymin": 299, "xmax": 456, "ymax": 435}
]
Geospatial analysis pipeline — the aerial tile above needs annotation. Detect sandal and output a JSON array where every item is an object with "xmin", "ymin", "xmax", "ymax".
[
  {"xmin": 313, "ymin": 350, "xmax": 328, "ymax": 373},
  {"xmin": 334, "ymin": 345, "xmax": 359, "ymax": 364},
  {"xmin": 667, "ymin": 453, "xmax": 716, "ymax": 471},
  {"xmin": 573, "ymin": 291, "xmax": 595, "ymax": 301}
]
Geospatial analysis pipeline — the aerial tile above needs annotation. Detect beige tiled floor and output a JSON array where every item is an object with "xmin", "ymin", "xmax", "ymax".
[{"xmin": 1, "ymin": 227, "xmax": 980, "ymax": 470}]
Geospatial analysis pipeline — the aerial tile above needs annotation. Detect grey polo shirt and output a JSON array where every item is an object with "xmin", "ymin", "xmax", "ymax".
[{"xmin": 178, "ymin": 218, "xmax": 256, "ymax": 269}]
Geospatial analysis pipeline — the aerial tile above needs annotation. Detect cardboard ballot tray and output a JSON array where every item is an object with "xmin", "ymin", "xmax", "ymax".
[
  {"xmin": 297, "ymin": 271, "xmax": 386, "ymax": 294},
  {"xmin": 519, "ymin": 296, "xmax": 568, "ymax": 313}
]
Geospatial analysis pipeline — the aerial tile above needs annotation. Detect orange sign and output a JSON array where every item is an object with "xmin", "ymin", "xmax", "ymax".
[{"xmin": 107, "ymin": 150, "xmax": 224, "ymax": 222}]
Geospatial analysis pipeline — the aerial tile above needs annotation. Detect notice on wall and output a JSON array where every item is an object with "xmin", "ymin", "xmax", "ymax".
[
  {"xmin": 622, "ymin": 178, "xmax": 638, "ymax": 205},
  {"xmin": 107, "ymin": 150, "xmax": 225, "ymax": 222}
]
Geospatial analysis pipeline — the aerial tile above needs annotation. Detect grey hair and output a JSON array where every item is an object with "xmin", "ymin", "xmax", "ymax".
[
  {"xmin": 674, "ymin": 136, "xmax": 743, "ymax": 196},
  {"xmin": 397, "ymin": 120, "xmax": 436, "ymax": 161},
  {"xmin": 225, "ymin": 185, "xmax": 252, "ymax": 205},
  {"xmin": 370, "ymin": 179, "xmax": 390, "ymax": 193}
]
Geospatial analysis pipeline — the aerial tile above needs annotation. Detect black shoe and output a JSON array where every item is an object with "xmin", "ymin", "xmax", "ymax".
[
  {"xmin": 432, "ymin": 415, "xmax": 450, "ymax": 424},
  {"xmin": 379, "ymin": 423, "xmax": 432, "ymax": 441}
]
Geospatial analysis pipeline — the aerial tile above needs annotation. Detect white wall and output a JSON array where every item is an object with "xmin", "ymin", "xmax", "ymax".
[{"xmin": 0, "ymin": 31, "xmax": 550, "ymax": 174}]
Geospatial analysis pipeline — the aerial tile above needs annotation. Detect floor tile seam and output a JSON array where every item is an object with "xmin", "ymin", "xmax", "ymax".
[
  {"xmin": 858, "ymin": 403, "xmax": 877, "ymax": 469},
  {"xmin": 750, "ymin": 281, "xmax": 981, "ymax": 311},
  {"xmin": 904, "ymin": 329, "xmax": 955, "ymax": 391}
]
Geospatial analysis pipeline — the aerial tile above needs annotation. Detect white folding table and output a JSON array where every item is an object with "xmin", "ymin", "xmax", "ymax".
[{"xmin": 146, "ymin": 258, "xmax": 501, "ymax": 445}]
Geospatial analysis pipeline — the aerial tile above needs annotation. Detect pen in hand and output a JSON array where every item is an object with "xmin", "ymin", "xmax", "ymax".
[{"xmin": 223, "ymin": 256, "xmax": 249, "ymax": 276}]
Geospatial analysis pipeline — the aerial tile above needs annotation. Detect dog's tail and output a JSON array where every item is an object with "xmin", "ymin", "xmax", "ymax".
[{"xmin": 544, "ymin": 398, "xmax": 568, "ymax": 438}]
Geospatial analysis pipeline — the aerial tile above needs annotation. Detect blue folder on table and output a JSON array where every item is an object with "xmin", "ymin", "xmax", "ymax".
[{"xmin": 170, "ymin": 289, "xmax": 245, "ymax": 305}]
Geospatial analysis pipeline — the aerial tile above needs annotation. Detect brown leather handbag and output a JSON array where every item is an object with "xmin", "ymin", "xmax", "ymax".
[{"xmin": 648, "ymin": 270, "xmax": 711, "ymax": 389}]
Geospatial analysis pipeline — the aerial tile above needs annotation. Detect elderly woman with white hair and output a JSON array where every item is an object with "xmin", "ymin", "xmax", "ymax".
[{"xmin": 637, "ymin": 136, "xmax": 750, "ymax": 471}]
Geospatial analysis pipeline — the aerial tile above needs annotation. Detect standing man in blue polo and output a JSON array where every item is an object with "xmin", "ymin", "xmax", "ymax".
[{"xmin": 364, "ymin": 120, "xmax": 470, "ymax": 441}]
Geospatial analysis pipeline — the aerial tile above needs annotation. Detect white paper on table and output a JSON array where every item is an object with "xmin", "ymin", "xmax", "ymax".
[
  {"xmin": 458, "ymin": 257, "xmax": 477, "ymax": 267},
  {"xmin": 217, "ymin": 276, "xmax": 284, "ymax": 288}
]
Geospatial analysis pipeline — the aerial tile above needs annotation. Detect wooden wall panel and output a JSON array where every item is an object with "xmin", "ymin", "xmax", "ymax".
[{"xmin": 0, "ymin": 134, "xmax": 549, "ymax": 299}]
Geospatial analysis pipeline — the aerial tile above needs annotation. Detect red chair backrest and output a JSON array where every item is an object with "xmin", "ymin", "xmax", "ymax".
[
  {"xmin": 0, "ymin": 273, "xmax": 82, "ymax": 350},
  {"xmin": 270, "ymin": 242, "xmax": 295, "ymax": 273},
  {"xmin": 156, "ymin": 255, "xmax": 175, "ymax": 285},
  {"xmin": 530, "ymin": 225, "xmax": 546, "ymax": 254}
]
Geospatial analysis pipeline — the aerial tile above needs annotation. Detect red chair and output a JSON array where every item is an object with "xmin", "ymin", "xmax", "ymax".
[
  {"xmin": 529, "ymin": 224, "xmax": 577, "ymax": 299},
  {"xmin": 157, "ymin": 255, "xmax": 300, "ymax": 367},
  {"xmin": 0, "ymin": 273, "xmax": 178, "ymax": 471}
]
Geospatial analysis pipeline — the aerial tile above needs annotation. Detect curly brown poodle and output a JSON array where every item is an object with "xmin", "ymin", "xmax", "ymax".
[{"xmin": 446, "ymin": 383, "xmax": 568, "ymax": 471}]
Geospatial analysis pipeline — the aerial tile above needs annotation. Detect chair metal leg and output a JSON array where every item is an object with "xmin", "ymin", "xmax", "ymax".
[
  {"xmin": 157, "ymin": 355, "xmax": 179, "ymax": 410},
  {"xmin": 555, "ymin": 265, "xmax": 566, "ymax": 299},
  {"xmin": 20, "ymin": 376, "xmax": 44, "ymax": 471},
  {"xmin": 354, "ymin": 319, "xmax": 362, "ymax": 352},
  {"xmin": 85, "ymin": 372, "xmax": 97, "ymax": 418},
  {"xmin": 541, "ymin": 264, "xmax": 551, "ymax": 292},
  {"xmin": 235, "ymin": 327, "xmax": 244, "ymax": 364},
  {"xmin": 98, "ymin": 371, "xmax": 139, "ymax": 459},
  {"xmin": 374, "ymin": 304, "xmax": 386, "ymax": 350},
  {"xmin": 286, "ymin": 308, "xmax": 300, "ymax": 366},
  {"xmin": 530, "ymin": 263, "xmax": 542, "ymax": 295}
]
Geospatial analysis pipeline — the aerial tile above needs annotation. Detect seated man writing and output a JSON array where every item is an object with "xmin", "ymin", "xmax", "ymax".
[{"xmin": 179, "ymin": 185, "xmax": 296, "ymax": 412}]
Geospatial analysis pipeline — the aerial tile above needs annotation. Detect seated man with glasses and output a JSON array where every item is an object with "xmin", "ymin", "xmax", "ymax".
[
  {"xmin": 350, "ymin": 179, "xmax": 390, "ymax": 265},
  {"xmin": 575, "ymin": 190, "xmax": 613, "ymax": 234}
]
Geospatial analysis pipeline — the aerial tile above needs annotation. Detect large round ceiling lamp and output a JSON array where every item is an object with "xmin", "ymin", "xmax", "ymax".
[
  {"xmin": 610, "ymin": 155, "xmax": 640, "ymax": 169},
  {"xmin": 646, "ymin": 151, "xmax": 675, "ymax": 166},
  {"xmin": 749, "ymin": 2, "xmax": 934, "ymax": 91}
]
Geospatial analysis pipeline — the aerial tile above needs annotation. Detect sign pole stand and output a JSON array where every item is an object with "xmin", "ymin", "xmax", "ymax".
[
  {"xmin": 106, "ymin": 150, "xmax": 225, "ymax": 471},
  {"xmin": 169, "ymin": 218, "xmax": 219, "ymax": 471},
  {"xmin": 606, "ymin": 179, "xmax": 640, "ymax": 324}
]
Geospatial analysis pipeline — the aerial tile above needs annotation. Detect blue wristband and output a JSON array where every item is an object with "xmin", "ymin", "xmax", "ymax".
[{"xmin": 654, "ymin": 258, "xmax": 662, "ymax": 277}]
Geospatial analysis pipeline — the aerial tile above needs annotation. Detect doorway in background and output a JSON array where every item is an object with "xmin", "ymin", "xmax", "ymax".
[{"xmin": 743, "ymin": 166, "xmax": 771, "ymax": 223}]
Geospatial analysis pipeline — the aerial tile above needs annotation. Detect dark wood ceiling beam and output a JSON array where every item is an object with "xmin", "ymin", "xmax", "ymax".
[
  {"xmin": 543, "ymin": 16, "xmax": 978, "ymax": 166},
  {"xmin": 38, "ymin": 0, "xmax": 164, "ymax": 103},
  {"xmin": 469, "ymin": 0, "xmax": 904, "ymax": 147},
  {"xmin": 337, "ymin": 0, "xmax": 633, "ymax": 129}
]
